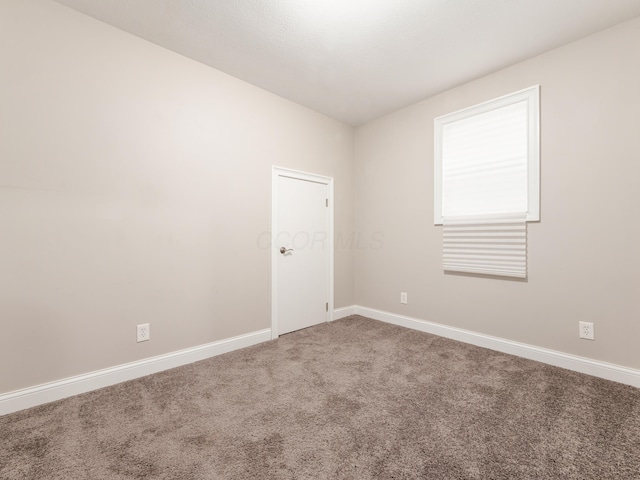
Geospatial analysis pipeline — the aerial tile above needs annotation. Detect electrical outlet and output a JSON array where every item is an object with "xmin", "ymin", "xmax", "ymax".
[
  {"xmin": 136, "ymin": 323, "xmax": 150, "ymax": 342},
  {"xmin": 579, "ymin": 321, "xmax": 594, "ymax": 340},
  {"xmin": 400, "ymin": 292, "xmax": 408, "ymax": 304}
]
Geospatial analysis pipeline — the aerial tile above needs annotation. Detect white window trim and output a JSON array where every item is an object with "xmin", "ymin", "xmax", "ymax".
[{"xmin": 434, "ymin": 85, "xmax": 540, "ymax": 225}]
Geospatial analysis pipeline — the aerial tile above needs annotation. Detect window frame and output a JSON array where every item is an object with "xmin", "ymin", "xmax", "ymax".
[{"xmin": 434, "ymin": 85, "xmax": 540, "ymax": 225}]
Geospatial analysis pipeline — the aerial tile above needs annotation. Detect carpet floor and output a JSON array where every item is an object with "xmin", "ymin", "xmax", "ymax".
[{"xmin": 1, "ymin": 315, "xmax": 639, "ymax": 479}]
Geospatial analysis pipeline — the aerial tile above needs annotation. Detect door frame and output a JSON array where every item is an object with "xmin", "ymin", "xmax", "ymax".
[{"xmin": 271, "ymin": 166, "xmax": 334, "ymax": 339}]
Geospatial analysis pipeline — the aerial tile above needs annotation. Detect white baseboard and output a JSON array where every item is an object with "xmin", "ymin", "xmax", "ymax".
[
  {"xmin": 0, "ymin": 328, "xmax": 271, "ymax": 417},
  {"xmin": 355, "ymin": 306, "xmax": 640, "ymax": 388},
  {"xmin": 333, "ymin": 306, "xmax": 356, "ymax": 320},
  {"xmin": 5, "ymin": 306, "xmax": 638, "ymax": 417}
]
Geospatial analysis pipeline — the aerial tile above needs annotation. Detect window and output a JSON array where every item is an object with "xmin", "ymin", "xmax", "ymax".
[
  {"xmin": 434, "ymin": 86, "xmax": 540, "ymax": 278},
  {"xmin": 434, "ymin": 85, "xmax": 540, "ymax": 225}
]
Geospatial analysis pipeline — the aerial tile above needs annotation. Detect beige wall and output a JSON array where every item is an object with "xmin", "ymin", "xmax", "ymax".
[
  {"xmin": 0, "ymin": 0, "xmax": 354, "ymax": 394},
  {"xmin": 2, "ymin": 0, "xmax": 639, "ymax": 398},
  {"xmin": 355, "ymin": 17, "xmax": 640, "ymax": 370}
]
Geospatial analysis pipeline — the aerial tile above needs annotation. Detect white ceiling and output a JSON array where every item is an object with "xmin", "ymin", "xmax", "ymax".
[{"xmin": 52, "ymin": 0, "xmax": 640, "ymax": 126}]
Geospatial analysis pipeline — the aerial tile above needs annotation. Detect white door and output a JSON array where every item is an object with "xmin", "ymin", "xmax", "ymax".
[{"xmin": 272, "ymin": 168, "xmax": 333, "ymax": 336}]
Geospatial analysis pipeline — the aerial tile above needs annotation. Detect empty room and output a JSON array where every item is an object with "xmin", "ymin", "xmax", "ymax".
[{"xmin": 1, "ymin": 0, "xmax": 639, "ymax": 478}]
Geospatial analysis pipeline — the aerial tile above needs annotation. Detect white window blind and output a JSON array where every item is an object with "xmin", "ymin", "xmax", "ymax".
[
  {"xmin": 443, "ymin": 213, "xmax": 527, "ymax": 278},
  {"xmin": 434, "ymin": 86, "xmax": 539, "ymax": 278}
]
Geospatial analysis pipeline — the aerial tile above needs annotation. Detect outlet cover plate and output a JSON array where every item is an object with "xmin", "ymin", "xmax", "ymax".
[
  {"xmin": 137, "ymin": 323, "xmax": 150, "ymax": 342},
  {"xmin": 579, "ymin": 321, "xmax": 594, "ymax": 340}
]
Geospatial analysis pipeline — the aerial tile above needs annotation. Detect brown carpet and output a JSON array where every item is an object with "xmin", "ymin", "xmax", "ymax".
[{"xmin": 1, "ymin": 315, "xmax": 639, "ymax": 479}]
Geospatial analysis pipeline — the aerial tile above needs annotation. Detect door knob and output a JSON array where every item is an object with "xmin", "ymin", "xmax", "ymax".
[{"xmin": 280, "ymin": 247, "xmax": 293, "ymax": 254}]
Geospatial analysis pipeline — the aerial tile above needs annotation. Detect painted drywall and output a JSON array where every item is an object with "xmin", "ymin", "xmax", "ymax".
[
  {"xmin": 0, "ymin": 0, "xmax": 354, "ymax": 394},
  {"xmin": 355, "ymin": 16, "xmax": 640, "ymax": 370}
]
